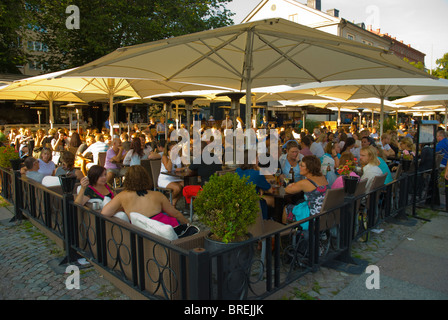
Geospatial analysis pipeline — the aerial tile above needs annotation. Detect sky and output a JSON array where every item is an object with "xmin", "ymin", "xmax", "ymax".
[{"xmin": 224, "ymin": 0, "xmax": 448, "ymax": 70}]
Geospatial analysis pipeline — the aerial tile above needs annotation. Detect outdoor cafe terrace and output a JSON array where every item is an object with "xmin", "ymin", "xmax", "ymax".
[{"xmin": 0, "ymin": 119, "xmax": 444, "ymax": 300}]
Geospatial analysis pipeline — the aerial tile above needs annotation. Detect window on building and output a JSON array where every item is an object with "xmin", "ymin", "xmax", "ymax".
[
  {"xmin": 362, "ymin": 40, "xmax": 373, "ymax": 46},
  {"xmin": 347, "ymin": 34, "xmax": 355, "ymax": 41}
]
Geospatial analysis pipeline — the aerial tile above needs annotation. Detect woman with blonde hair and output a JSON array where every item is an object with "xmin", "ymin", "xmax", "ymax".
[
  {"xmin": 359, "ymin": 146, "xmax": 383, "ymax": 192},
  {"xmin": 399, "ymin": 137, "xmax": 416, "ymax": 160}
]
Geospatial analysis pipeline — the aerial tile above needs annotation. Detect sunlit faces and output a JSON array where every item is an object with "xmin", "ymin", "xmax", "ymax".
[
  {"xmin": 287, "ymin": 146, "xmax": 300, "ymax": 161},
  {"xmin": 41, "ymin": 149, "xmax": 52, "ymax": 163},
  {"xmin": 97, "ymin": 170, "xmax": 107, "ymax": 185},
  {"xmin": 359, "ymin": 149, "xmax": 370, "ymax": 165},
  {"xmin": 361, "ymin": 137, "xmax": 370, "ymax": 148}
]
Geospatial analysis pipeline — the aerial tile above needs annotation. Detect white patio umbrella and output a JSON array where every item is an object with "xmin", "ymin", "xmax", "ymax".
[
  {"xmin": 60, "ymin": 18, "xmax": 432, "ymax": 136},
  {"xmin": 393, "ymin": 94, "xmax": 448, "ymax": 126},
  {"xmin": 282, "ymin": 77, "xmax": 448, "ymax": 135},
  {"xmin": 0, "ymin": 86, "xmax": 105, "ymax": 128},
  {"xmin": 3, "ymin": 68, "xmax": 226, "ymax": 134},
  {"xmin": 278, "ymin": 97, "xmax": 401, "ymax": 128}
]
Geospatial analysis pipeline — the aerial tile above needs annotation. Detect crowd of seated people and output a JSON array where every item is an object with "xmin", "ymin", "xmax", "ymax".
[{"xmin": 2, "ymin": 115, "xmax": 443, "ymax": 232}]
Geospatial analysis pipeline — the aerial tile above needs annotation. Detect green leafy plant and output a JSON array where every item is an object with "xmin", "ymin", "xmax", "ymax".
[
  {"xmin": 382, "ymin": 116, "xmax": 397, "ymax": 133},
  {"xmin": 0, "ymin": 145, "xmax": 19, "ymax": 168},
  {"xmin": 194, "ymin": 173, "xmax": 260, "ymax": 244}
]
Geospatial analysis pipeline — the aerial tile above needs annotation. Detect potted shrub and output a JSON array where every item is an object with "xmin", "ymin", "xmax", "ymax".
[
  {"xmin": 0, "ymin": 146, "xmax": 21, "ymax": 169},
  {"xmin": 401, "ymin": 150, "xmax": 413, "ymax": 172},
  {"xmin": 194, "ymin": 173, "xmax": 259, "ymax": 243},
  {"xmin": 337, "ymin": 158, "xmax": 359, "ymax": 195},
  {"xmin": 193, "ymin": 172, "xmax": 260, "ymax": 299}
]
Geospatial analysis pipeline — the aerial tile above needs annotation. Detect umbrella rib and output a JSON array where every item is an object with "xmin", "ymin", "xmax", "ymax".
[
  {"xmin": 164, "ymin": 32, "xmax": 247, "ymax": 82},
  {"xmin": 257, "ymin": 29, "xmax": 429, "ymax": 79},
  {"xmin": 253, "ymin": 32, "xmax": 321, "ymax": 82}
]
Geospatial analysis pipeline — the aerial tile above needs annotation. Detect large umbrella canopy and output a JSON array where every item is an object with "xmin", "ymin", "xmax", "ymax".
[
  {"xmin": 394, "ymin": 94, "xmax": 448, "ymax": 126},
  {"xmin": 60, "ymin": 18, "xmax": 432, "ymax": 134},
  {"xmin": 281, "ymin": 77, "xmax": 448, "ymax": 135},
  {"xmin": 279, "ymin": 97, "xmax": 401, "ymax": 128},
  {"xmin": 0, "ymin": 84, "xmax": 105, "ymax": 127},
  {"xmin": 2, "ymin": 68, "xmax": 225, "ymax": 134}
]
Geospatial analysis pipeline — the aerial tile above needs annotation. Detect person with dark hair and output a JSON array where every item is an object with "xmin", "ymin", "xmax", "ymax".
[
  {"xmin": 75, "ymin": 165, "xmax": 114, "ymax": 206},
  {"xmin": 187, "ymin": 140, "xmax": 222, "ymax": 185},
  {"xmin": 279, "ymin": 140, "xmax": 302, "ymax": 182},
  {"xmin": 158, "ymin": 141, "xmax": 184, "ymax": 206},
  {"xmin": 283, "ymin": 155, "xmax": 329, "ymax": 224},
  {"xmin": 69, "ymin": 132, "xmax": 82, "ymax": 149},
  {"xmin": 123, "ymin": 137, "xmax": 145, "ymax": 166},
  {"xmin": 23, "ymin": 157, "xmax": 45, "ymax": 183},
  {"xmin": 101, "ymin": 165, "xmax": 188, "ymax": 226},
  {"xmin": 236, "ymin": 150, "xmax": 274, "ymax": 219},
  {"xmin": 55, "ymin": 151, "xmax": 84, "ymax": 180},
  {"xmin": 361, "ymin": 136, "xmax": 376, "ymax": 148},
  {"xmin": 299, "ymin": 136, "xmax": 313, "ymax": 157}
]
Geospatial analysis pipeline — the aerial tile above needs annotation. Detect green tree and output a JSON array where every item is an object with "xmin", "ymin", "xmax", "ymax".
[
  {"xmin": 403, "ymin": 57, "xmax": 426, "ymax": 71},
  {"xmin": 431, "ymin": 53, "xmax": 448, "ymax": 79},
  {"xmin": 0, "ymin": 1, "xmax": 28, "ymax": 73},
  {"xmin": 25, "ymin": 0, "xmax": 234, "ymax": 72}
]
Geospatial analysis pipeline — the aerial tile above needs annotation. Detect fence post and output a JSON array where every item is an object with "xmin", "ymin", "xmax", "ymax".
[
  {"xmin": 324, "ymin": 197, "xmax": 368, "ymax": 274},
  {"xmin": 59, "ymin": 192, "xmax": 79, "ymax": 265},
  {"xmin": 10, "ymin": 170, "xmax": 24, "ymax": 222},
  {"xmin": 188, "ymin": 248, "xmax": 210, "ymax": 300}
]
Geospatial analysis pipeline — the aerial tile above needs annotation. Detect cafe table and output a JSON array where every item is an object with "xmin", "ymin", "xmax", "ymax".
[
  {"xmin": 264, "ymin": 185, "xmax": 303, "ymax": 223},
  {"xmin": 161, "ymin": 168, "xmax": 199, "ymax": 186}
]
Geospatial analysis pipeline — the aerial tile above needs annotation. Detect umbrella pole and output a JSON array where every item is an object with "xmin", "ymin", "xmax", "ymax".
[
  {"xmin": 109, "ymin": 95, "xmax": 114, "ymax": 137},
  {"xmin": 337, "ymin": 107, "xmax": 341, "ymax": 127},
  {"xmin": 244, "ymin": 29, "xmax": 254, "ymax": 134},
  {"xmin": 445, "ymin": 104, "xmax": 448, "ymax": 130},
  {"xmin": 379, "ymin": 86, "xmax": 385, "ymax": 136},
  {"xmin": 49, "ymin": 100, "xmax": 54, "ymax": 129},
  {"xmin": 380, "ymin": 97, "xmax": 384, "ymax": 136}
]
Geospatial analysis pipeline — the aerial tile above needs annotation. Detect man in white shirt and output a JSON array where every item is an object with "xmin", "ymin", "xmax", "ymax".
[
  {"xmin": 221, "ymin": 114, "xmax": 233, "ymax": 129},
  {"xmin": 82, "ymin": 133, "xmax": 109, "ymax": 168}
]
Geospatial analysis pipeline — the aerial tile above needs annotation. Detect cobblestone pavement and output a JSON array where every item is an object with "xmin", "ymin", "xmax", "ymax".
[
  {"xmin": 0, "ymin": 194, "xmax": 443, "ymax": 300},
  {"xmin": 0, "ymin": 205, "xmax": 129, "ymax": 300}
]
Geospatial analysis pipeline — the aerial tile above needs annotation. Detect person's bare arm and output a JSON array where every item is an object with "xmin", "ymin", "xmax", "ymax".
[
  {"xmin": 159, "ymin": 193, "xmax": 189, "ymax": 225},
  {"xmin": 74, "ymin": 176, "xmax": 90, "ymax": 206},
  {"xmin": 101, "ymin": 193, "xmax": 124, "ymax": 217}
]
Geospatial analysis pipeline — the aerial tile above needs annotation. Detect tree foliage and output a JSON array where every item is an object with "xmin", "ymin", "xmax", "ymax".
[
  {"xmin": 25, "ymin": 0, "xmax": 235, "ymax": 71},
  {"xmin": 432, "ymin": 52, "xmax": 448, "ymax": 79},
  {"xmin": 0, "ymin": 1, "xmax": 28, "ymax": 73}
]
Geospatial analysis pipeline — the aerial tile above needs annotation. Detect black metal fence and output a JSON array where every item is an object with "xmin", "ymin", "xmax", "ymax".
[{"xmin": 0, "ymin": 164, "xmax": 439, "ymax": 300}]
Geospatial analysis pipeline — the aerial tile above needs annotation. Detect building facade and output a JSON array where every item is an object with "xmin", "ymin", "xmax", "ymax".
[{"xmin": 242, "ymin": 0, "xmax": 424, "ymax": 62}]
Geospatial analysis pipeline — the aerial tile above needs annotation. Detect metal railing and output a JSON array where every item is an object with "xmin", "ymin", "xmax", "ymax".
[{"xmin": 0, "ymin": 164, "xmax": 438, "ymax": 300}]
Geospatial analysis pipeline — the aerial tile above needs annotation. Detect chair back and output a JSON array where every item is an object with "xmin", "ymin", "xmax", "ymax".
[
  {"xmin": 149, "ymin": 159, "xmax": 162, "ymax": 190},
  {"xmin": 394, "ymin": 164, "xmax": 403, "ymax": 181},
  {"xmin": 354, "ymin": 178, "xmax": 368, "ymax": 197},
  {"xmin": 98, "ymin": 152, "xmax": 107, "ymax": 167},
  {"xmin": 319, "ymin": 187, "xmax": 345, "ymax": 231},
  {"xmin": 140, "ymin": 159, "xmax": 154, "ymax": 189},
  {"xmin": 370, "ymin": 173, "xmax": 387, "ymax": 191}
]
